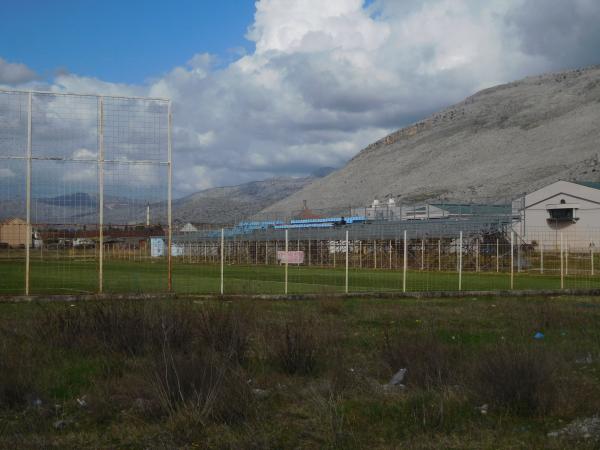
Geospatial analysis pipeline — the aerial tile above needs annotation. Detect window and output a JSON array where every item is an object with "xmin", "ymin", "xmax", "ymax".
[{"xmin": 549, "ymin": 208, "xmax": 573, "ymax": 220}]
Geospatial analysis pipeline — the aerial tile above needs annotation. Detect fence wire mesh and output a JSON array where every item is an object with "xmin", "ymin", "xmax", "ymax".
[
  {"xmin": 169, "ymin": 223, "xmax": 600, "ymax": 295},
  {"xmin": 0, "ymin": 90, "xmax": 171, "ymax": 295},
  {"xmin": 1, "ymin": 90, "xmax": 599, "ymax": 297}
]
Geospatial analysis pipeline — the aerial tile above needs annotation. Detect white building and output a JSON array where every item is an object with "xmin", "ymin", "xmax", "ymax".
[
  {"xmin": 355, "ymin": 198, "xmax": 510, "ymax": 221},
  {"xmin": 513, "ymin": 180, "xmax": 600, "ymax": 250},
  {"xmin": 180, "ymin": 222, "xmax": 199, "ymax": 233}
]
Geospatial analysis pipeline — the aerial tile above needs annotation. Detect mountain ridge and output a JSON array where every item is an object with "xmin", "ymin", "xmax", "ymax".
[{"xmin": 263, "ymin": 65, "xmax": 600, "ymax": 214}]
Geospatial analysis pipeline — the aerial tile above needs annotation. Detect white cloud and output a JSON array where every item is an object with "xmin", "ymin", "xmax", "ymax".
[
  {"xmin": 5, "ymin": 0, "xmax": 600, "ymax": 197},
  {"xmin": 0, "ymin": 58, "xmax": 37, "ymax": 85},
  {"xmin": 0, "ymin": 168, "xmax": 15, "ymax": 178},
  {"xmin": 72, "ymin": 148, "xmax": 97, "ymax": 160}
]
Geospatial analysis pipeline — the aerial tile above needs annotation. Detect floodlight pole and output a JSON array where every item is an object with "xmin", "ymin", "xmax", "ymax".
[
  {"xmin": 25, "ymin": 92, "xmax": 32, "ymax": 295},
  {"xmin": 98, "ymin": 97, "xmax": 104, "ymax": 294}
]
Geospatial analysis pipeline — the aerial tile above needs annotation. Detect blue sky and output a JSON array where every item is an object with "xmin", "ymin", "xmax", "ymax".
[{"xmin": 0, "ymin": 0, "xmax": 256, "ymax": 83}]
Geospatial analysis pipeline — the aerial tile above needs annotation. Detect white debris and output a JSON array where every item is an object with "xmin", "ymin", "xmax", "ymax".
[
  {"xmin": 389, "ymin": 368, "xmax": 407, "ymax": 386},
  {"xmin": 548, "ymin": 416, "xmax": 600, "ymax": 441}
]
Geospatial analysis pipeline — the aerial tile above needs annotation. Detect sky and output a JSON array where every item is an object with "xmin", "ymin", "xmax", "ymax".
[{"xmin": 1, "ymin": 0, "xmax": 600, "ymax": 198}]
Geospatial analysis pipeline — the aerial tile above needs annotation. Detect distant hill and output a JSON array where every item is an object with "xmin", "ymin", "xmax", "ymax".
[
  {"xmin": 0, "ymin": 176, "xmax": 316, "ymax": 225},
  {"xmin": 264, "ymin": 65, "xmax": 600, "ymax": 214},
  {"xmin": 171, "ymin": 176, "xmax": 316, "ymax": 224}
]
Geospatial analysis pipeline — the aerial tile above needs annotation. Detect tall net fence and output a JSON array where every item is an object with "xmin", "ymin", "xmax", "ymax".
[
  {"xmin": 1, "ymin": 90, "xmax": 599, "ymax": 297},
  {"xmin": 0, "ymin": 90, "xmax": 171, "ymax": 295}
]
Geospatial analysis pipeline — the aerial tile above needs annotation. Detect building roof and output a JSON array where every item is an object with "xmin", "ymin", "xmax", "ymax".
[
  {"xmin": 574, "ymin": 181, "xmax": 600, "ymax": 191},
  {"xmin": 430, "ymin": 203, "xmax": 511, "ymax": 216}
]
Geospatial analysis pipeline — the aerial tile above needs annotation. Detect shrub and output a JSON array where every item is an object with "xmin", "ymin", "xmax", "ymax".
[
  {"xmin": 37, "ymin": 301, "xmax": 199, "ymax": 355},
  {"xmin": 268, "ymin": 316, "xmax": 322, "ymax": 375},
  {"xmin": 152, "ymin": 348, "xmax": 253, "ymax": 424},
  {"xmin": 0, "ymin": 340, "xmax": 37, "ymax": 409},
  {"xmin": 474, "ymin": 345, "xmax": 558, "ymax": 416},
  {"xmin": 380, "ymin": 330, "xmax": 459, "ymax": 388},
  {"xmin": 196, "ymin": 303, "xmax": 253, "ymax": 365}
]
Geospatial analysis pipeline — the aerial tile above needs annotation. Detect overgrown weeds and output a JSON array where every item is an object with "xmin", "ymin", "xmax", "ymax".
[
  {"xmin": 0, "ymin": 295, "xmax": 599, "ymax": 448},
  {"xmin": 267, "ymin": 315, "xmax": 323, "ymax": 375},
  {"xmin": 380, "ymin": 329, "xmax": 461, "ymax": 388},
  {"xmin": 473, "ymin": 345, "xmax": 560, "ymax": 416}
]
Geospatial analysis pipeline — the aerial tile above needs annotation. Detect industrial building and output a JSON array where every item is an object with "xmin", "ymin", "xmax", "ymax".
[
  {"xmin": 513, "ymin": 180, "xmax": 600, "ymax": 249},
  {"xmin": 352, "ymin": 198, "xmax": 510, "ymax": 221},
  {"xmin": 0, "ymin": 218, "xmax": 28, "ymax": 248}
]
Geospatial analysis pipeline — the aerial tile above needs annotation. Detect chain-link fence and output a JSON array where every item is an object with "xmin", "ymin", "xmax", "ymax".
[
  {"xmin": 169, "ymin": 222, "xmax": 600, "ymax": 295},
  {"xmin": 0, "ymin": 90, "xmax": 172, "ymax": 295},
  {"xmin": 2, "ymin": 90, "xmax": 599, "ymax": 297}
]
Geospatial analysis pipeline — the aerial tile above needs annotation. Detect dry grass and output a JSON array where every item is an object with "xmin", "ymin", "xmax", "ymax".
[
  {"xmin": 267, "ymin": 314, "xmax": 323, "ymax": 375},
  {"xmin": 473, "ymin": 345, "xmax": 560, "ymax": 416},
  {"xmin": 0, "ymin": 295, "xmax": 599, "ymax": 448}
]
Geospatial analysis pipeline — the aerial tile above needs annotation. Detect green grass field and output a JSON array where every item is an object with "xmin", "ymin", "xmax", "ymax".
[
  {"xmin": 1, "ymin": 258, "xmax": 600, "ymax": 295},
  {"xmin": 2, "ymin": 295, "xmax": 600, "ymax": 448}
]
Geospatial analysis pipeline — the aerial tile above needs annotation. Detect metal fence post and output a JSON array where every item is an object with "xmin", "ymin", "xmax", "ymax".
[
  {"xmin": 496, "ymin": 238, "xmax": 499, "ymax": 273},
  {"xmin": 540, "ymin": 243, "xmax": 544, "ymax": 274},
  {"xmin": 345, "ymin": 230, "xmax": 349, "ymax": 294},
  {"xmin": 98, "ymin": 96, "xmax": 104, "ymax": 294},
  {"xmin": 458, "ymin": 231, "xmax": 463, "ymax": 291},
  {"xmin": 374, "ymin": 240, "xmax": 377, "ymax": 269},
  {"xmin": 438, "ymin": 239, "xmax": 441, "ymax": 272},
  {"xmin": 285, "ymin": 229, "xmax": 289, "ymax": 295},
  {"xmin": 565, "ymin": 243, "xmax": 569, "ymax": 276},
  {"xmin": 220, "ymin": 228, "xmax": 224, "ymax": 295},
  {"xmin": 403, "ymin": 230, "xmax": 407, "ymax": 292},
  {"xmin": 560, "ymin": 232, "xmax": 564, "ymax": 289},
  {"xmin": 25, "ymin": 92, "xmax": 32, "ymax": 295},
  {"xmin": 592, "ymin": 244, "xmax": 595, "ymax": 276},
  {"xmin": 510, "ymin": 231, "xmax": 514, "ymax": 290},
  {"xmin": 167, "ymin": 100, "xmax": 173, "ymax": 292}
]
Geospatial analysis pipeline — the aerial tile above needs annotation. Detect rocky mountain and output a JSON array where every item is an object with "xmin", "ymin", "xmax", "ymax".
[
  {"xmin": 171, "ymin": 176, "xmax": 315, "ymax": 224},
  {"xmin": 264, "ymin": 65, "xmax": 600, "ymax": 214},
  {"xmin": 0, "ymin": 175, "xmax": 316, "ymax": 225}
]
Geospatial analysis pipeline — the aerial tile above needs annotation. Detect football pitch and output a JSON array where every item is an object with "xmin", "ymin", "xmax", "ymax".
[{"xmin": 1, "ymin": 258, "xmax": 599, "ymax": 296}]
